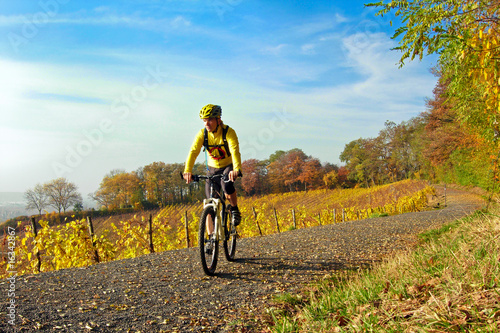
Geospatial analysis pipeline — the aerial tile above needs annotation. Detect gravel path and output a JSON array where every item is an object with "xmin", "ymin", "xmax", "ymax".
[{"xmin": 0, "ymin": 186, "xmax": 485, "ymax": 332}]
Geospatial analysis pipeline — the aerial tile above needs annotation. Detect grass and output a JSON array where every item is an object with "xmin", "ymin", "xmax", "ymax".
[
  {"xmin": 368, "ymin": 212, "xmax": 390, "ymax": 218},
  {"xmin": 269, "ymin": 207, "xmax": 500, "ymax": 332}
]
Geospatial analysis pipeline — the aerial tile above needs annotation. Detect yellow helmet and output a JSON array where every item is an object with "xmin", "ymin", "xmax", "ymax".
[{"xmin": 199, "ymin": 104, "xmax": 222, "ymax": 119}]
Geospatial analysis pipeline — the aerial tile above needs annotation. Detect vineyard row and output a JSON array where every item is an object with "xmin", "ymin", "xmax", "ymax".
[{"xmin": 1, "ymin": 183, "xmax": 436, "ymax": 279}]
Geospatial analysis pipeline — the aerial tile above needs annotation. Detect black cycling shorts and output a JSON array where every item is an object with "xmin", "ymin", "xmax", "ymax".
[{"xmin": 205, "ymin": 165, "xmax": 236, "ymax": 198}]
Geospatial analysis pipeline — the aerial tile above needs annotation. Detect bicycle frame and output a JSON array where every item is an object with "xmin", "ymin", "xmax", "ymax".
[
  {"xmin": 180, "ymin": 172, "xmax": 229, "ymax": 242},
  {"xmin": 180, "ymin": 171, "xmax": 237, "ymax": 275},
  {"xmin": 202, "ymin": 196, "xmax": 226, "ymax": 243}
]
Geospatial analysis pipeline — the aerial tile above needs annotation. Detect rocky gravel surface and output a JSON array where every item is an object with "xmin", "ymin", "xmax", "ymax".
[{"xmin": 0, "ymin": 186, "xmax": 485, "ymax": 332}]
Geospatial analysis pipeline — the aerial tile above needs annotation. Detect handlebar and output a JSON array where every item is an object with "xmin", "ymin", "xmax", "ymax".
[
  {"xmin": 179, "ymin": 171, "xmax": 242, "ymax": 183},
  {"xmin": 179, "ymin": 172, "xmax": 230, "ymax": 183}
]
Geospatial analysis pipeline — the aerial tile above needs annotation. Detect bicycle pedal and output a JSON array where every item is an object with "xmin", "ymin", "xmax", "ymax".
[{"xmin": 205, "ymin": 239, "xmax": 214, "ymax": 255}]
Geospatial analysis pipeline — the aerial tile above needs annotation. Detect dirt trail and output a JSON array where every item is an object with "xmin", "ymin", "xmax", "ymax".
[{"xmin": 0, "ymin": 186, "xmax": 485, "ymax": 332}]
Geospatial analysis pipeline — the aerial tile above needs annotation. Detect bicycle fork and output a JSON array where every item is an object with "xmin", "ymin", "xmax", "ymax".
[{"xmin": 203, "ymin": 198, "xmax": 226, "ymax": 241}]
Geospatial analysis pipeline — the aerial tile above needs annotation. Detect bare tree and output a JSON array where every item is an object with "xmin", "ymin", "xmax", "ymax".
[
  {"xmin": 44, "ymin": 178, "xmax": 82, "ymax": 214},
  {"xmin": 24, "ymin": 183, "xmax": 48, "ymax": 215}
]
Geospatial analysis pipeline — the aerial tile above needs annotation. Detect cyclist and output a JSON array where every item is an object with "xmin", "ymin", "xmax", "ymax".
[{"xmin": 183, "ymin": 104, "xmax": 242, "ymax": 230}]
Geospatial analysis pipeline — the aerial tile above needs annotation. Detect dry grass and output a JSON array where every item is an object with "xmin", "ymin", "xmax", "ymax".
[{"xmin": 270, "ymin": 208, "xmax": 500, "ymax": 332}]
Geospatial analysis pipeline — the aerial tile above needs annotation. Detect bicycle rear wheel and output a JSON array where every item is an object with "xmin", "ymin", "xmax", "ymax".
[
  {"xmin": 223, "ymin": 205, "xmax": 237, "ymax": 261},
  {"xmin": 199, "ymin": 206, "xmax": 218, "ymax": 276}
]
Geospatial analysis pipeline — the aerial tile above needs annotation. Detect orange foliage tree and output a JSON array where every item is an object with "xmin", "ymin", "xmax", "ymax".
[{"xmin": 91, "ymin": 170, "xmax": 142, "ymax": 209}]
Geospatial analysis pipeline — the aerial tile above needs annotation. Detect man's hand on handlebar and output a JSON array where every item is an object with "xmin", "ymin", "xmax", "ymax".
[
  {"xmin": 183, "ymin": 172, "xmax": 192, "ymax": 184},
  {"xmin": 182, "ymin": 170, "xmax": 242, "ymax": 184},
  {"xmin": 228, "ymin": 170, "xmax": 241, "ymax": 182}
]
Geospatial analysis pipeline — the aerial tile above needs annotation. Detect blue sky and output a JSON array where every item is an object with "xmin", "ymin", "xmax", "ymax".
[{"xmin": 0, "ymin": 0, "xmax": 438, "ymax": 198}]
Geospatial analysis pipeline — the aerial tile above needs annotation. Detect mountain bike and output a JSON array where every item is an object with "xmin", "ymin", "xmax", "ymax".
[{"xmin": 181, "ymin": 173, "xmax": 237, "ymax": 276}]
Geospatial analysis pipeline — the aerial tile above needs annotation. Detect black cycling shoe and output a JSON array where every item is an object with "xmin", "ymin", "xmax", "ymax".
[
  {"xmin": 205, "ymin": 236, "xmax": 214, "ymax": 254},
  {"xmin": 205, "ymin": 242, "xmax": 212, "ymax": 255},
  {"xmin": 231, "ymin": 208, "xmax": 241, "ymax": 226}
]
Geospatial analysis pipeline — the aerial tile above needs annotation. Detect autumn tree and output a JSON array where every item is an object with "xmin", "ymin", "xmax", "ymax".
[
  {"xmin": 24, "ymin": 183, "xmax": 48, "ymax": 215},
  {"xmin": 337, "ymin": 166, "xmax": 352, "ymax": 188},
  {"xmin": 322, "ymin": 163, "xmax": 340, "ymax": 189},
  {"xmin": 323, "ymin": 170, "xmax": 338, "ymax": 189},
  {"xmin": 267, "ymin": 149, "xmax": 308, "ymax": 192},
  {"xmin": 43, "ymin": 178, "xmax": 82, "ymax": 214},
  {"xmin": 297, "ymin": 157, "xmax": 323, "ymax": 190},
  {"xmin": 340, "ymin": 138, "xmax": 374, "ymax": 187},
  {"xmin": 421, "ymin": 71, "xmax": 492, "ymax": 186},
  {"xmin": 142, "ymin": 161, "xmax": 171, "ymax": 205},
  {"xmin": 241, "ymin": 159, "xmax": 268, "ymax": 196},
  {"xmin": 340, "ymin": 119, "xmax": 425, "ymax": 186},
  {"xmin": 379, "ymin": 119, "xmax": 425, "ymax": 181},
  {"xmin": 421, "ymin": 76, "xmax": 466, "ymax": 168},
  {"xmin": 168, "ymin": 162, "xmax": 199, "ymax": 203},
  {"xmin": 266, "ymin": 149, "xmax": 327, "ymax": 191},
  {"xmin": 92, "ymin": 170, "xmax": 142, "ymax": 209},
  {"xmin": 370, "ymin": 0, "xmax": 500, "ymax": 141}
]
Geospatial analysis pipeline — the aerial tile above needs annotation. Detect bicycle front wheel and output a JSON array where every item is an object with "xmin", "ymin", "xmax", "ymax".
[
  {"xmin": 199, "ymin": 206, "xmax": 218, "ymax": 276},
  {"xmin": 223, "ymin": 205, "xmax": 237, "ymax": 261}
]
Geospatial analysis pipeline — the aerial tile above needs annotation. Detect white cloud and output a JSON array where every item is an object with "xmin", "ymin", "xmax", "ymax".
[
  {"xmin": 339, "ymin": 32, "xmax": 436, "ymax": 103},
  {"xmin": 261, "ymin": 43, "xmax": 288, "ymax": 56},
  {"xmin": 301, "ymin": 43, "xmax": 316, "ymax": 55},
  {"xmin": 93, "ymin": 6, "xmax": 111, "ymax": 13},
  {"xmin": 335, "ymin": 13, "xmax": 349, "ymax": 24},
  {"xmin": 0, "ymin": 22, "xmax": 437, "ymax": 194},
  {"xmin": 170, "ymin": 15, "xmax": 191, "ymax": 29},
  {"xmin": 244, "ymin": 32, "xmax": 437, "ymax": 149},
  {"xmin": 0, "ymin": 15, "xmax": 27, "ymax": 26},
  {"xmin": 0, "ymin": 12, "xmax": 192, "ymax": 32},
  {"xmin": 291, "ymin": 19, "xmax": 336, "ymax": 37}
]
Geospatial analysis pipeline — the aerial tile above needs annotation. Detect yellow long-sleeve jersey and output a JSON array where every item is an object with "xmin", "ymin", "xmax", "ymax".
[{"xmin": 184, "ymin": 124, "xmax": 242, "ymax": 173}]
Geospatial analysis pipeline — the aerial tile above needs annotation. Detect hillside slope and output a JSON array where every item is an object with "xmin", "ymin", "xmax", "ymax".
[{"xmin": 0, "ymin": 185, "xmax": 485, "ymax": 332}]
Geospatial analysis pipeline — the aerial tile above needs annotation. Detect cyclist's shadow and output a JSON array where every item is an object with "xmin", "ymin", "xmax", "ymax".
[{"xmin": 216, "ymin": 256, "xmax": 372, "ymax": 280}]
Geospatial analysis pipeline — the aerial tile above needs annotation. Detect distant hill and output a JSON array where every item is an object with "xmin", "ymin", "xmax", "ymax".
[
  {"xmin": 0, "ymin": 192, "xmax": 24, "ymax": 202},
  {"xmin": 0, "ymin": 192, "xmax": 36, "ymax": 222},
  {"xmin": 0, "ymin": 192, "xmax": 96, "ymax": 222}
]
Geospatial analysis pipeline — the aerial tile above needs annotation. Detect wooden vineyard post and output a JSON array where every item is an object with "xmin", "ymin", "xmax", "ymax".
[
  {"xmin": 342, "ymin": 209, "xmax": 345, "ymax": 223},
  {"xmin": 86, "ymin": 217, "xmax": 100, "ymax": 263},
  {"xmin": 333, "ymin": 209, "xmax": 336, "ymax": 224},
  {"xmin": 273, "ymin": 207, "xmax": 281, "ymax": 233},
  {"xmin": 318, "ymin": 212, "xmax": 322, "ymax": 225},
  {"xmin": 444, "ymin": 183, "xmax": 447, "ymax": 207},
  {"xmin": 148, "ymin": 214, "xmax": 154, "ymax": 253},
  {"xmin": 252, "ymin": 207, "xmax": 263, "ymax": 236},
  {"xmin": 30, "ymin": 217, "xmax": 41, "ymax": 273},
  {"xmin": 184, "ymin": 211, "xmax": 190, "ymax": 248},
  {"xmin": 292, "ymin": 208, "xmax": 297, "ymax": 229}
]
